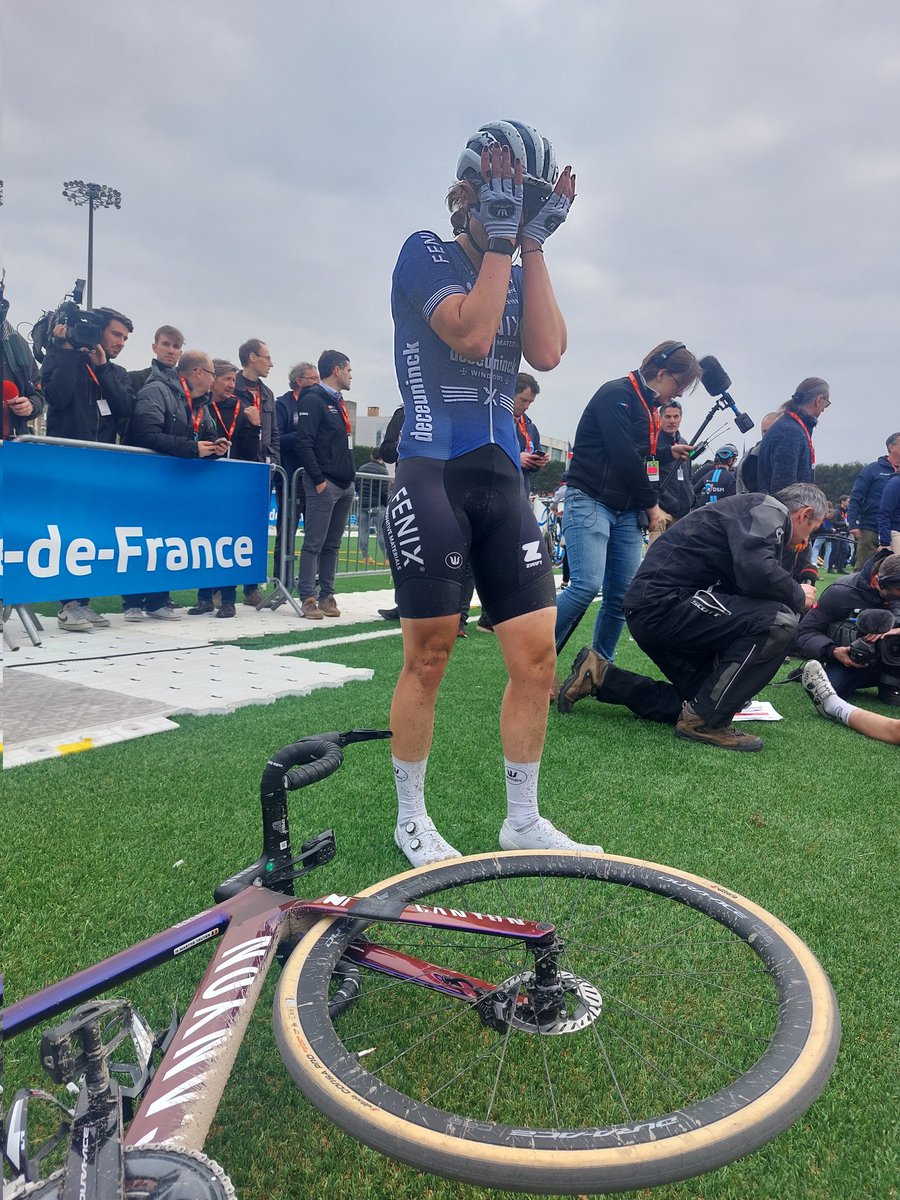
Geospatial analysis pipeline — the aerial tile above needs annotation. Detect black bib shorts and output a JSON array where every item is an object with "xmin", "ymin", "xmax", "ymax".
[{"xmin": 384, "ymin": 445, "xmax": 556, "ymax": 623}]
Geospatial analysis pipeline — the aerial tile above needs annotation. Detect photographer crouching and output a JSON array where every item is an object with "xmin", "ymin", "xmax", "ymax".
[
  {"xmin": 557, "ymin": 484, "xmax": 826, "ymax": 751},
  {"xmin": 795, "ymin": 550, "xmax": 900, "ymax": 704}
]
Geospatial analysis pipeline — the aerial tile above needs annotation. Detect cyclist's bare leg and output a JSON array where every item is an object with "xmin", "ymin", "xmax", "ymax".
[
  {"xmin": 390, "ymin": 613, "xmax": 462, "ymax": 864},
  {"xmin": 847, "ymin": 708, "xmax": 900, "ymax": 745},
  {"xmin": 494, "ymin": 605, "xmax": 603, "ymax": 850},
  {"xmin": 390, "ymin": 614, "xmax": 459, "ymax": 759},
  {"xmin": 494, "ymin": 606, "xmax": 557, "ymax": 761}
]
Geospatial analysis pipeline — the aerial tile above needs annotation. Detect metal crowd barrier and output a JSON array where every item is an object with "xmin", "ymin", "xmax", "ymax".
[{"xmin": 263, "ymin": 468, "xmax": 392, "ymax": 612}]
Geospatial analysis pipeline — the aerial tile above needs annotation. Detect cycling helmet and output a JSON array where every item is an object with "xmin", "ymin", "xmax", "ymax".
[
  {"xmin": 715, "ymin": 444, "xmax": 739, "ymax": 462},
  {"xmin": 457, "ymin": 120, "xmax": 559, "ymax": 221}
]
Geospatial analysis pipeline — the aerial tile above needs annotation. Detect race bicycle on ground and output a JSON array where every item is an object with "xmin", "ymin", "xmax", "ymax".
[{"xmin": 2, "ymin": 731, "xmax": 840, "ymax": 1197}]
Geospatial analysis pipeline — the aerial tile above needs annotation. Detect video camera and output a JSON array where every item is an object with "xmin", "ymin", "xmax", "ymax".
[
  {"xmin": 31, "ymin": 279, "xmax": 107, "ymax": 363},
  {"xmin": 828, "ymin": 607, "xmax": 900, "ymax": 705}
]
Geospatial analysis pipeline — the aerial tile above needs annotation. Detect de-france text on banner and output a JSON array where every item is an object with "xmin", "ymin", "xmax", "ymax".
[{"xmin": 1, "ymin": 441, "xmax": 271, "ymax": 604}]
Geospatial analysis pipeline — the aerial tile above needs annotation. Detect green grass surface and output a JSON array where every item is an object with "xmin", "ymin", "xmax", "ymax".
[{"xmin": 3, "ymin": 580, "xmax": 898, "ymax": 1200}]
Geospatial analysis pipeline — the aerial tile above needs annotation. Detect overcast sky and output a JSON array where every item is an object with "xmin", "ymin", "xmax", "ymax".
[{"xmin": 4, "ymin": 0, "xmax": 899, "ymax": 465}]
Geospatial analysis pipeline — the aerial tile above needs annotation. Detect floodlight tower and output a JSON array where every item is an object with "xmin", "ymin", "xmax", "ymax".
[{"xmin": 62, "ymin": 181, "xmax": 122, "ymax": 307}]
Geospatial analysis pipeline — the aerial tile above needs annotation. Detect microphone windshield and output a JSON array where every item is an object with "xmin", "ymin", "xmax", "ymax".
[
  {"xmin": 856, "ymin": 608, "xmax": 896, "ymax": 635},
  {"xmin": 699, "ymin": 355, "xmax": 732, "ymax": 397},
  {"xmin": 2, "ymin": 379, "xmax": 20, "ymax": 402}
]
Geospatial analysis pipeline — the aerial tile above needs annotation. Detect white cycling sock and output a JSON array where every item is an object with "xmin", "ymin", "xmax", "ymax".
[
  {"xmin": 823, "ymin": 694, "xmax": 858, "ymax": 726},
  {"xmin": 505, "ymin": 759, "xmax": 541, "ymax": 831},
  {"xmin": 393, "ymin": 756, "xmax": 429, "ymax": 825}
]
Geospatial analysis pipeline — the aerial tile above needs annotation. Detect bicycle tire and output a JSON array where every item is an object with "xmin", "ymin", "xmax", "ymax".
[{"xmin": 274, "ymin": 851, "xmax": 839, "ymax": 1194}]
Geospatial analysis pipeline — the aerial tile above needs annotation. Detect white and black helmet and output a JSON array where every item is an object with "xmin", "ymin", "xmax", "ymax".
[{"xmin": 457, "ymin": 120, "xmax": 559, "ymax": 190}]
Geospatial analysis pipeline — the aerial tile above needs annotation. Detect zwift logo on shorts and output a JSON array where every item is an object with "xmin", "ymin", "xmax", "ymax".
[{"xmin": 522, "ymin": 541, "xmax": 542, "ymax": 569}]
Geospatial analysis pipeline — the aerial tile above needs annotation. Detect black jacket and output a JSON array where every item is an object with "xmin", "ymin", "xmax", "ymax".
[
  {"xmin": 233, "ymin": 372, "xmax": 280, "ymax": 465},
  {"xmin": 295, "ymin": 383, "xmax": 356, "ymax": 487},
  {"xmin": 275, "ymin": 387, "xmax": 316, "ymax": 481},
  {"xmin": 657, "ymin": 430, "xmax": 693, "ymax": 518},
  {"xmin": 795, "ymin": 556, "xmax": 892, "ymax": 662},
  {"xmin": 206, "ymin": 391, "xmax": 263, "ymax": 463},
  {"xmin": 516, "ymin": 411, "xmax": 544, "ymax": 492},
  {"xmin": 625, "ymin": 492, "xmax": 808, "ymax": 615},
  {"xmin": 128, "ymin": 363, "xmax": 217, "ymax": 457},
  {"xmin": 566, "ymin": 372, "xmax": 660, "ymax": 512},
  {"xmin": 41, "ymin": 346, "xmax": 133, "ymax": 443},
  {"xmin": 379, "ymin": 405, "xmax": 405, "ymax": 465},
  {"xmin": 2, "ymin": 321, "xmax": 44, "ymax": 436}
]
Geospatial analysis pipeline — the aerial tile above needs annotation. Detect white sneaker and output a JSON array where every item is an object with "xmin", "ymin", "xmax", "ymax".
[
  {"xmin": 57, "ymin": 602, "xmax": 93, "ymax": 633},
  {"xmin": 147, "ymin": 606, "xmax": 182, "ymax": 621},
  {"xmin": 394, "ymin": 818, "xmax": 461, "ymax": 867},
  {"xmin": 124, "ymin": 608, "xmax": 145, "ymax": 622},
  {"xmin": 78, "ymin": 605, "xmax": 110, "ymax": 628},
  {"xmin": 499, "ymin": 817, "xmax": 603, "ymax": 854},
  {"xmin": 801, "ymin": 660, "xmax": 836, "ymax": 721}
]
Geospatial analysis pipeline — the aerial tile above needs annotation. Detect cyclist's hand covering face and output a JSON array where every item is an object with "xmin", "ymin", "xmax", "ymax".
[
  {"xmin": 521, "ymin": 165, "xmax": 575, "ymax": 246},
  {"xmin": 473, "ymin": 143, "xmax": 523, "ymax": 243}
]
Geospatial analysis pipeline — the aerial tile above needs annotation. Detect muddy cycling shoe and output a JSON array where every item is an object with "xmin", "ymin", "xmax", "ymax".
[
  {"xmin": 499, "ymin": 817, "xmax": 603, "ymax": 854},
  {"xmin": 394, "ymin": 818, "xmax": 461, "ymax": 867},
  {"xmin": 675, "ymin": 702, "xmax": 764, "ymax": 751},
  {"xmin": 557, "ymin": 647, "xmax": 610, "ymax": 713}
]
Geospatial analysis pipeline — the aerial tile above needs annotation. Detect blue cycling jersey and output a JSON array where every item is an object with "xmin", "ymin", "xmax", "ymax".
[{"xmin": 391, "ymin": 230, "xmax": 523, "ymax": 466}]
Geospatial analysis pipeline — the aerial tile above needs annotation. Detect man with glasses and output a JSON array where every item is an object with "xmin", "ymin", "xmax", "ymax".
[
  {"xmin": 274, "ymin": 361, "xmax": 320, "ymax": 582},
  {"xmin": 125, "ymin": 349, "xmax": 227, "ymax": 620},
  {"xmin": 234, "ymin": 339, "xmax": 280, "ymax": 606},
  {"xmin": 757, "ymin": 377, "xmax": 830, "ymax": 496}
]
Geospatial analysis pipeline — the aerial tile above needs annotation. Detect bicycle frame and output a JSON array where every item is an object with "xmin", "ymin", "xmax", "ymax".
[
  {"xmin": 6, "ymin": 887, "xmax": 555, "ymax": 1155},
  {"xmin": 3, "ymin": 732, "xmax": 560, "ymax": 1194}
]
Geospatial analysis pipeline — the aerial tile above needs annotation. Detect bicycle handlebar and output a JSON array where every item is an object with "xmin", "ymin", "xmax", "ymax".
[{"xmin": 262, "ymin": 729, "xmax": 392, "ymax": 798}]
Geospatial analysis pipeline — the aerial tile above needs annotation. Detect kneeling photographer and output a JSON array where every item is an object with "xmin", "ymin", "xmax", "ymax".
[
  {"xmin": 37, "ymin": 284, "xmax": 134, "ymax": 444},
  {"xmin": 795, "ymin": 550, "xmax": 900, "ymax": 703}
]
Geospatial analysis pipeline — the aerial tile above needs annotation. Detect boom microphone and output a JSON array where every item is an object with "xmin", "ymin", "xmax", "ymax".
[
  {"xmin": 856, "ymin": 608, "xmax": 897, "ymax": 636},
  {"xmin": 699, "ymin": 356, "xmax": 732, "ymax": 397},
  {"xmin": 698, "ymin": 355, "xmax": 754, "ymax": 435}
]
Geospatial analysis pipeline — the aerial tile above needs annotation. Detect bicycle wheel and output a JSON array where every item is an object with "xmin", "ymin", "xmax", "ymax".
[{"xmin": 274, "ymin": 852, "xmax": 839, "ymax": 1195}]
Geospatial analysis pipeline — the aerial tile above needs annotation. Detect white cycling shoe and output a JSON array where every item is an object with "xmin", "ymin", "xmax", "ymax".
[
  {"xmin": 499, "ymin": 817, "xmax": 604, "ymax": 854},
  {"xmin": 394, "ymin": 818, "xmax": 461, "ymax": 868}
]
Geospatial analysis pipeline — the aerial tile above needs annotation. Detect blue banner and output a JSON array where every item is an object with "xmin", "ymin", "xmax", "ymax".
[{"xmin": 1, "ymin": 441, "xmax": 271, "ymax": 604}]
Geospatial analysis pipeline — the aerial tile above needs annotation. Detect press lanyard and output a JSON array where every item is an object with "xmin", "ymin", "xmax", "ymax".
[
  {"xmin": 337, "ymin": 395, "xmax": 352, "ymax": 435},
  {"xmin": 85, "ymin": 363, "xmax": 100, "ymax": 387},
  {"xmin": 517, "ymin": 414, "xmax": 533, "ymax": 454},
  {"xmin": 786, "ymin": 411, "xmax": 815, "ymax": 466},
  {"xmin": 180, "ymin": 376, "xmax": 203, "ymax": 434},
  {"xmin": 249, "ymin": 384, "xmax": 261, "ymax": 411},
  {"xmin": 211, "ymin": 398, "xmax": 241, "ymax": 440},
  {"xmin": 628, "ymin": 372, "xmax": 659, "ymax": 458}
]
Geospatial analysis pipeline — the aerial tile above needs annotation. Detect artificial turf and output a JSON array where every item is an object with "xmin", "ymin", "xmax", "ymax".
[{"xmin": 2, "ymin": 573, "xmax": 897, "ymax": 1200}]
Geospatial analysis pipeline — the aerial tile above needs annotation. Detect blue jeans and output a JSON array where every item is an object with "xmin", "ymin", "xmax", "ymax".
[
  {"xmin": 811, "ymin": 535, "xmax": 831, "ymax": 570},
  {"xmin": 554, "ymin": 489, "xmax": 644, "ymax": 660}
]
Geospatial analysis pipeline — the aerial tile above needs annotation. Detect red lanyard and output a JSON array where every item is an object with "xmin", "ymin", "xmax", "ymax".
[
  {"xmin": 628, "ymin": 372, "xmax": 659, "ymax": 457},
  {"xmin": 85, "ymin": 363, "xmax": 100, "ymax": 388},
  {"xmin": 786, "ymin": 411, "xmax": 816, "ymax": 467},
  {"xmin": 211, "ymin": 398, "xmax": 241, "ymax": 439},
  {"xmin": 517, "ymin": 414, "xmax": 533, "ymax": 453},
  {"xmin": 180, "ymin": 375, "xmax": 203, "ymax": 434},
  {"xmin": 337, "ymin": 394, "xmax": 351, "ymax": 434}
]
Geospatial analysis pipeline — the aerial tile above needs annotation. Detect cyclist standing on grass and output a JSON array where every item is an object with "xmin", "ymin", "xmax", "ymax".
[{"xmin": 384, "ymin": 120, "xmax": 602, "ymax": 866}]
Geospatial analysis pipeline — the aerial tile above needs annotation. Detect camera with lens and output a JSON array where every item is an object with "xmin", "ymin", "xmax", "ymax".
[
  {"xmin": 31, "ymin": 279, "xmax": 106, "ymax": 363},
  {"xmin": 829, "ymin": 605, "xmax": 900, "ymax": 704}
]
